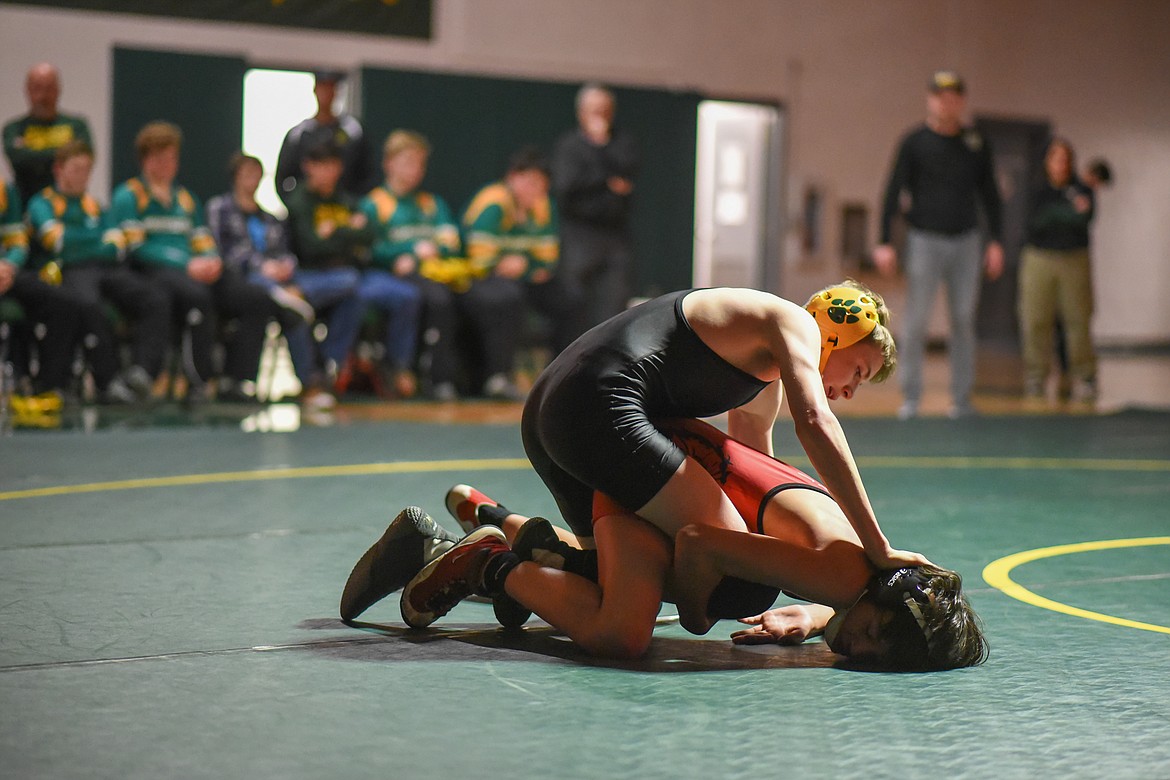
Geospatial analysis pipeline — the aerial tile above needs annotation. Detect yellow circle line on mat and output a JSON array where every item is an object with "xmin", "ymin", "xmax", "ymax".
[
  {"xmin": 2, "ymin": 454, "xmax": 1168, "ymax": 503},
  {"xmin": 0, "ymin": 458, "xmax": 532, "ymax": 502},
  {"xmin": 982, "ymin": 537, "xmax": 1170, "ymax": 635}
]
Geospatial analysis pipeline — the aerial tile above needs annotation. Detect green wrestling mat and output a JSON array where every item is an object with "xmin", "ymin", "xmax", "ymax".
[{"xmin": 2, "ymin": 411, "xmax": 1168, "ymax": 779}]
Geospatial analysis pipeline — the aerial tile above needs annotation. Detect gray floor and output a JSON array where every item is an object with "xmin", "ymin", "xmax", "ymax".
[{"xmin": 2, "ymin": 411, "xmax": 1169, "ymax": 779}]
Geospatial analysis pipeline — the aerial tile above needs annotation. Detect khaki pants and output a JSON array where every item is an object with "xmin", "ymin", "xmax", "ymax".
[{"xmin": 1017, "ymin": 246, "xmax": 1096, "ymax": 388}]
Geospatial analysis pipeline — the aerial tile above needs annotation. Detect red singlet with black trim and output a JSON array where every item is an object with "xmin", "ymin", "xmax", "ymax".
[{"xmin": 593, "ymin": 417, "xmax": 830, "ymax": 533}]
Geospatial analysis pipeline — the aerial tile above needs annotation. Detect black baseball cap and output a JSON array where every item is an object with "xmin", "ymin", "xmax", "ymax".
[
  {"xmin": 929, "ymin": 70, "xmax": 966, "ymax": 94},
  {"xmin": 313, "ymin": 69, "xmax": 347, "ymax": 84}
]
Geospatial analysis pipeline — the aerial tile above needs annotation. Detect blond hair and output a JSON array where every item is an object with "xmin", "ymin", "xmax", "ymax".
[
  {"xmin": 134, "ymin": 121, "xmax": 182, "ymax": 162},
  {"xmin": 383, "ymin": 129, "xmax": 431, "ymax": 161}
]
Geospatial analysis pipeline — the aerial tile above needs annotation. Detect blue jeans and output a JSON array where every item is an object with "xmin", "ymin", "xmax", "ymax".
[
  {"xmin": 251, "ymin": 267, "xmax": 362, "ymax": 383},
  {"xmin": 358, "ymin": 269, "xmax": 422, "ymax": 370}
]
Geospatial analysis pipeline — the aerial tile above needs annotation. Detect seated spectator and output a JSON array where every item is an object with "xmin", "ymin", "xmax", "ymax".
[
  {"xmin": 112, "ymin": 122, "xmax": 278, "ymax": 403},
  {"xmin": 283, "ymin": 142, "xmax": 376, "ymax": 407},
  {"xmin": 206, "ymin": 153, "xmax": 314, "ymax": 321},
  {"xmin": 207, "ymin": 151, "xmax": 352, "ymax": 408},
  {"xmin": 461, "ymin": 146, "xmax": 583, "ymax": 399},
  {"xmin": 4, "ymin": 173, "xmax": 115, "ymax": 407},
  {"xmin": 3, "ymin": 63, "xmax": 93, "ymax": 204},
  {"xmin": 361, "ymin": 130, "xmax": 465, "ymax": 401},
  {"xmin": 22, "ymin": 143, "xmax": 168, "ymax": 403},
  {"xmin": 287, "ymin": 141, "xmax": 421, "ymax": 400}
]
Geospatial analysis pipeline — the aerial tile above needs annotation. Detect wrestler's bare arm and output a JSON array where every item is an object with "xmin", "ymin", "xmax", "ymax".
[{"xmin": 768, "ymin": 310, "xmax": 927, "ymax": 569}]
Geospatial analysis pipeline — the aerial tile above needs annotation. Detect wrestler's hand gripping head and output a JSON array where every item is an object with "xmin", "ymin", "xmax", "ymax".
[{"xmin": 804, "ymin": 287, "xmax": 880, "ymax": 374}]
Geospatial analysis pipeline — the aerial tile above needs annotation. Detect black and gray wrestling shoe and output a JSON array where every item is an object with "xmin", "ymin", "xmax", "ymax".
[{"xmin": 340, "ymin": 506, "xmax": 460, "ymax": 622}]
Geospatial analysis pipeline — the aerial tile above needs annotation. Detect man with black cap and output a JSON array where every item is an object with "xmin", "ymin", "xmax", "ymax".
[
  {"xmin": 275, "ymin": 70, "xmax": 375, "ymax": 208},
  {"xmin": 873, "ymin": 70, "xmax": 1003, "ymax": 420}
]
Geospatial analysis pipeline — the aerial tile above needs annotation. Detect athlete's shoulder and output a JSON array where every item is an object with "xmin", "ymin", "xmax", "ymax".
[{"xmin": 689, "ymin": 286, "xmax": 787, "ymax": 313}]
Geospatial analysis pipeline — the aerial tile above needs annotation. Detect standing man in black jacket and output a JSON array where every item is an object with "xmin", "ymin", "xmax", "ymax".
[
  {"xmin": 275, "ymin": 71, "xmax": 375, "ymax": 209},
  {"xmin": 873, "ymin": 70, "xmax": 1003, "ymax": 420},
  {"xmin": 552, "ymin": 83, "xmax": 639, "ymax": 330}
]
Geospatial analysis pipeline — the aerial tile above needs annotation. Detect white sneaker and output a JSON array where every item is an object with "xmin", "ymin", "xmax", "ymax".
[
  {"xmin": 301, "ymin": 387, "xmax": 336, "ymax": 411},
  {"xmin": 896, "ymin": 401, "xmax": 919, "ymax": 420},
  {"xmin": 269, "ymin": 286, "xmax": 315, "ymax": 324}
]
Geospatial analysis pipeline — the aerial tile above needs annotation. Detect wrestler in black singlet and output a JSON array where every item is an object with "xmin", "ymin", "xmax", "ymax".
[{"xmin": 521, "ymin": 289, "xmax": 769, "ymax": 537}]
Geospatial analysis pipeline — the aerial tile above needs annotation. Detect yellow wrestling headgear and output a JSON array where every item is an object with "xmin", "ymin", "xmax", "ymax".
[{"xmin": 805, "ymin": 287, "xmax": 880, "ymax": 372}]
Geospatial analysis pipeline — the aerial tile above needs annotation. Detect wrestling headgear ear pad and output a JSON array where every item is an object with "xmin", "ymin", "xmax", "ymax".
[{"xmin": 805, "ymin": 288, "xmax": 879, "ymax": 372}]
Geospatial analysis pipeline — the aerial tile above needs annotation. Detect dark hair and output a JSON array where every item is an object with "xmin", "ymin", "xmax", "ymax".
[
  {"xmin": 55, "ymin": 139, "xmax": 94, "ymax": 165},
  {"xmin": 303, "ymin": 141, "xmax": 343, "ymax": 163},
  {"xmin": 1086, "ymin": 157, "xmax": 1113, "ymax": 185},
  {"xmin": 506, "ymin": 145, "xmax": 550, "ymax": 177},
  {"xmin": 313, "ymin": 69, "xmax": 346, "ymax": 85},
  {"xmin": 227, "ymin": 151, "xmax": 263, "ymax": 182},
  {"xmin": 867, "ymin": 565, "xmax": 988, "ymax": 672}
]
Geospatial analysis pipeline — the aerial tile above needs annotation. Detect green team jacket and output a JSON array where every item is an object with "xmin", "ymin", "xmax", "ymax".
[
  {"xmin": 359, "ymin": 184, "xmax": 483, "ymax": 289},
  {"xmin": 0, "ymin": 180, "xmax": 29, "ymax": 268},
  {"xmin": 461, "ymin": 181, "xmax": 559, "ymax": 282},
  {"xmin": 110, "ymin": 177, "xmax": 216, "ymax": 270},
  {"xmin": 2, "ymin": 113, "xmax": 92, "ymax": 203},
  {"xmin": 285, "ymin": 185, "xmax": 375, "ymax": 270},
  {"xmin": 26, "ymin": 186, "xmax": 125, "ymax": 269}
]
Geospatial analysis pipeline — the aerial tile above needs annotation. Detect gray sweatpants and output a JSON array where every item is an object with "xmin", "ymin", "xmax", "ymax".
[{"xmin": 899, "ymin": 228, "xmax": 984, "ymax": 407}]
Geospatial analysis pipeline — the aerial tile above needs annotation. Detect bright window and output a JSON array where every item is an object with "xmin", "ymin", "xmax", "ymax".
[{"xmin": 241, "ymin": 69, "xmax": 318, "ymax": 218}]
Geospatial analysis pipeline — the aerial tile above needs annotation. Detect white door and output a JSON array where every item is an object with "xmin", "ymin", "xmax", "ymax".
[{"xmin": 693, "ymin": 101, "xmax": 784, "ymax": 291}]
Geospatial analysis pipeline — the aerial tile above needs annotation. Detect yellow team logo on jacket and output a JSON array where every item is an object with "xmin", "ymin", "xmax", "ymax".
[
  {"xmin": 314, "ymin": 203, "xmax": 352, "ymax": 235},
  {"xmin": 19, "ymin": 124, "xmax": 76, "ymax": 151}
]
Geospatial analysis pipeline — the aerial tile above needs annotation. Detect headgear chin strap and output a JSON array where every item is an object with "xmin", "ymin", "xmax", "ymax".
[{"xmin": 805, "ymin": 287, "xmax": 879, "ymax": 372}]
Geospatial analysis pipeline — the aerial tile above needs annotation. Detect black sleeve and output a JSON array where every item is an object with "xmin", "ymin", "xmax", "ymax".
[
  {"xmin": 552, "ymin": 133, "xmax": 629, "ymax": 224},
  {"xmin": 275, "ymin": 128, "xmax": 301, "ymax": 208},
  {"xmin": 606, "ymin": 130, "xmax": 640, "ymax": 178},
  {"xmin": 879, "ymin": 133, "xmax": 913, "ymax": 244},
  {"xmin": 349, "ymin": 126, "xmax": 378, "ymax": 197}
]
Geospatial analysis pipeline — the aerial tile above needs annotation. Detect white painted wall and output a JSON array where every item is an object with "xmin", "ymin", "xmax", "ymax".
[{"xmin": 2, "ymin": 0, "xmax": 1167, "ymax": 344}]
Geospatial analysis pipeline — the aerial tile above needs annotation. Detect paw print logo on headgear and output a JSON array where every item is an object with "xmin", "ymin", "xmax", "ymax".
[
  {"xmin": 805, "ymin": 286, "xmax": 879, "ymax": 372},
  {"xmin": 826, "ymin": 297, "xmax": 865, "ymax": 326}
]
